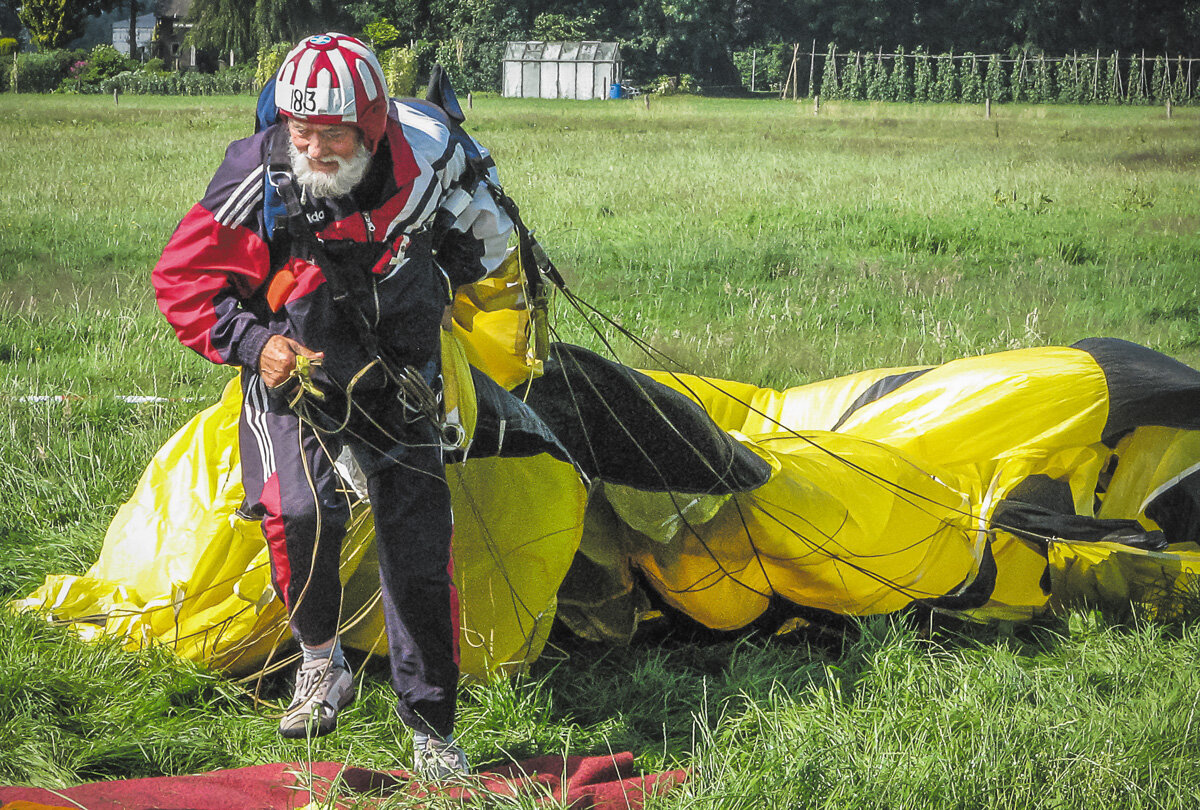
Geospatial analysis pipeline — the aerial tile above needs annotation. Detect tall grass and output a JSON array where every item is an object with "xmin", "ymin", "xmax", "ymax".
[{"xmin": 1, "ymin": 94, "xmax": 1198, "ymax": 804}]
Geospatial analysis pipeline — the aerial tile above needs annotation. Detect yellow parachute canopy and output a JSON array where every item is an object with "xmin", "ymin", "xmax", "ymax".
[{"xmin": 14, "ymin": 247, "xmax": 1200, "ymax": 680}]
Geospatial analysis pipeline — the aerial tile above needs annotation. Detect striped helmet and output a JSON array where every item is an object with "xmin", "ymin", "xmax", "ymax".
[{"xmin": 275, "ymin": 33, "xmax": 389, "ymax": 152}]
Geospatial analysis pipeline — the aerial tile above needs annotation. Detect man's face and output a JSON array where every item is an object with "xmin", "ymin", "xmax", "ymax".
[{"xmin": 287, "ymin": 119, "xmax": 362, "ymax": 174}]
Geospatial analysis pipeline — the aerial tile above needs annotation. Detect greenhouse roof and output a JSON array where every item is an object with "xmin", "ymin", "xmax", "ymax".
[{"xmin": 503, "ymin": 42, "xmax": 621, "ymax": 62}]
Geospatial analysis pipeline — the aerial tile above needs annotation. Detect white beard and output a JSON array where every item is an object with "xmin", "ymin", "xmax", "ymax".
[{"xmin": 288, "ymin": 139, "xmax": 372, "ymax": 199}]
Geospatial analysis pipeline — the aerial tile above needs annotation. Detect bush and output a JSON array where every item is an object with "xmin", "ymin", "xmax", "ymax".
[
  {"xmin": 889, "ymin": 47, "xmax": 912, "ymax": 102},
  {"xmin": 0, "ymin": 38, "xmax": 17, "ymax": 57},
  {"xmin": 866, "ymin": 53, "xmax": 889, "ymax": 100},
  {"xmin": 960, "ymin": 55, "xmax": 984, "ymax": 103},
  {"xmin": 841, "ymin": 53, "xmax": 864, "ymax": 100},
  {"xmin": 11, "ymin": 50, "xmax": 74, "ymax": 92},
  {"xmin": 433, "ymin": 39, "xmax": 503, "ymax": 94},
  {"xmin": 731, "ymin": 45, "xmax": 789, "ymax": 92},
  {"xmin": 650, "ymin": 73, "xmax": 700, "ymax": 95},
  {"xmin": 98, "ymin": 68, "xmax": 257, "ymax": 95},
  {"xmin": 77, "ymin": 44, "xmax": 135, "ymax": 86},
  {"xmin": 818, "ymin": 44, "xmax": 839, "ymax": 98},
  {"xmin": 363, "ymin": 17, "xmax": 400, "ymax": 50},
  {"xmin": 380, "ymin": 46, "xmax": 417, "ymax": 98},
  {"xmin": 255, "ymin": 42, "xmax": 291, "ymax": 88}
]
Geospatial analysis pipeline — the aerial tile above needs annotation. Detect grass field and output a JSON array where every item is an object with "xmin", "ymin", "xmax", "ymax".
[{"xmin": 1, "ymin": 93, "xmax": 1199, "ymax": 807}]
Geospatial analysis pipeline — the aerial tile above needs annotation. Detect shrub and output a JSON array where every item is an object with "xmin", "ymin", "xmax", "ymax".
[
  {"xmin": 363, "ymin": 17, "xmax": 400, "ymax": 50},
  {"xmin": 1010, "ymin": 53, "xmax": 1029, "ymax": 101},
  {"xmin": 818, "ymin": 44, "xmax": 838, "ymax": 98},
  {"xmin": 433, "ymin": 39, "xmax": 503, "ymax": 94},
  {"xmin": 98, "ymin": 68, "xmax": 257, "ymax": 96},
  {"xmin": 1171, "ymin": 55, "xmax": 1190, "ymax": 104},
  {"xmin": 11, "ymin": 50, "xmax": 74, "ymax": 92},
  {"xmin": 984, "ymin": 53, "xmax": 1007, "ymax": 101},
  {"xmin": 865, "ymin": 52, "xmax": 889, "ymax": 100},
  {"xmin": 731, "ymin": 45, "xmax": 788, "ymax": 92},
  {"xmin": 933, "ymin": 54, "xmax": 957, "ymax": 102},
  {"xmin": 889, "ymin": 47, "xmax": 912, "ymax": 102},
  {"xmin": 960, "ymin": 55, "xmax": 983, "ymax": 103},
  {"xmin": 0, "ymin": 38, "xmax": 17, "ymax": 57},
  {"xmin": 1127, "ymin": 54, "xmax": 1149, "ymax": 104},
  {"xmin": 841, "ymin": 52, "xmax": 864, "ymax": 100},
  {"xmin": 381, "ymin": 46, "xmax": 417, "ymax": 97},
  {"xmin": 255, "ymin": 42, "xmax": 291, "ymax": 88},
  {"xmin": 650, "ymin": 73, "xmax": 700, "ymax": 95},
  {"xmin": 1029, "ymin": 55, "xmax": 1055, "ymax": 103},
  {"xmin": 74, "ymin": 44, "xmax": 135, "ymax": 87},
  {"xmin": 912, "ymin": 48, "xmax": 932, "ymax": 102}
]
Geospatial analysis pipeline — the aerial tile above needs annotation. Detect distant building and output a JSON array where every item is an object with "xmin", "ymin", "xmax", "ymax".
[
  {"xmin": 503, "ymin": 42, "xmax": 623, "ymax": 100},
  {"xmin": 111, "ymin": 0, "xmax": 194, "ymax": 68}
]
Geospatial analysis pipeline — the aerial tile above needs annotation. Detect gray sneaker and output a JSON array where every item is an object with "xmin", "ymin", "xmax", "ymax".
[
  {"xmin": 278, "ymin": 659, "xmax": 355, "ymax": 739},
  {"xmin": 412, "ymin": 732, "xmax": 470, "ymax": 780}
]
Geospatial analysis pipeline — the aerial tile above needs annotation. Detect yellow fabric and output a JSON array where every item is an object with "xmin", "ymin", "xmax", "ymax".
[
  {"xmin": 450, "ymin": 249, "xmax": 543, "ymax": 391},
  {"xmin": 12, "ymin": 326, "xmax": 585, "ymax": 680},
  {"xmin": 14, "ymin": 326, "xmax": 1200, "ymax": 675}
]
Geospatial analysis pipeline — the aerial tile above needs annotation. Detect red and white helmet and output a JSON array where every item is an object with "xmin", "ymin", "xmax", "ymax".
[{"xmin": 275, "ymin": 33, "xmax": 389, "ymax": 152}]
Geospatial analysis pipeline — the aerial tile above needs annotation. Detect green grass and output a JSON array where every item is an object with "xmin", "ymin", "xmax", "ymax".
[{"xmin": 1, "ymin": 94, "xmax": 1199, "ymax": 806}]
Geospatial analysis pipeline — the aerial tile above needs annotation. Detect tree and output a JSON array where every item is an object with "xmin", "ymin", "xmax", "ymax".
[
  {"xmin": 188, "ymin": 0, "xmax": 349, "ymax": 65},
  {"xmin": 187, "ymin": 0, "xmax": 257, "ymax": 61},
  {"xmin": 18, "ymin": 0, "xmax": 117, "ymax": 49}
]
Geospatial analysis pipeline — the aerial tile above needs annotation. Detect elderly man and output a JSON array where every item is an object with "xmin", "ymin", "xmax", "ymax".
[{"xmin": 152, "ymin": 32, "xmax": 512, "ymax": 778}]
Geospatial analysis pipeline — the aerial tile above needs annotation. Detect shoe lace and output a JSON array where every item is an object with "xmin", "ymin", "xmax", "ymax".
[
  {"xmin": 415, "ymin": 735, "xmax": 468, "ymax": 775},
  {"xmin": 291, "ymin": 659, "xmax": 342, "ymax": 707}
]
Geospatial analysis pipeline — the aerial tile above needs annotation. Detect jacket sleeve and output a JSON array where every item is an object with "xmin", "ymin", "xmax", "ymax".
[
  {"xmin": 433, "ymin": 137, "xmax": 514, "ymax": 290},
  {"xmin": 152, "ymin": 138, "xmax": 274, "ymax": 369}
]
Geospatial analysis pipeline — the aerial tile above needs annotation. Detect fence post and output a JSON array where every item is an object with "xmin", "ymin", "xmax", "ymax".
[
  {"xmin": 813, "ymin": 94, "xmax": 820, "ymax": 115},
  {"xmin": 1166, "ymin": 98, "xmax": 1172, "ymax": 118},
  {"xmin": 985, "ymin": 97, "xmax": 991, "ymax": 118},
  {"xmin": 467, "ymin": 92, "xmax": 473, "ymax": 109},
  {"xmin": 780, "ymin": 46, "xmax": 794, "ymax": 99},
  {"xmin": 113, "ymin": 87, "xmax": 119, "ymax": 106},
  {"xmin": 792, "ymin": 43, "xmax": 800, "ymax": 100},
  {"xmin": 750, "ymin": 49, "xmax": 756, "ymax": 92},
  {"xmin": 808, "ymin": 39, "xmax": 816, "ymax": 97}
]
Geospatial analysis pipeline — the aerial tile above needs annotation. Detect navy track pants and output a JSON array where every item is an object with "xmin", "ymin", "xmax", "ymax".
[{"xmin": 238, "ymin": 371, "xmax": 459, "ymax": 739}]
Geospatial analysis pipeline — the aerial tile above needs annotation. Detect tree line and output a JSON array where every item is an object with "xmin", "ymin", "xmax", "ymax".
[{"xmin": 4, "ymin": 0, "xmax": 1199, "ymax": 90}]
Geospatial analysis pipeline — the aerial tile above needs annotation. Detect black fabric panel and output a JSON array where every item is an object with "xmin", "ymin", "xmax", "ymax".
[
  {"xmin": 464, "ymin": 367, "xmax": 574, "ymax": 464},
  {"xmin": 1145, "ymin": 468, "xmax": 1200, "ymax": 546},
  {"xmin": 829, "ymin": 368, "xmax": 933, "ymax": 432},
  {"xmin": 1072, "ymin": 338, "xmax": 1200, "ymax": 445},
  {"xmin": 921, "ymin": 538, "xmax": 1000, "ymax": 610},
  {"xmin": 991, "ymin": 474, "xmax": 1167, "ymax": 551},
  {"xmin": 521, "ymin": 343, "xmax": 772, "ymax": 494}
]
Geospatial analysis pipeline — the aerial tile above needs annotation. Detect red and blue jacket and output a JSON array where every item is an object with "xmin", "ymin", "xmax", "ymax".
[{"xmin": 152, "ymin": 98, "xmax": 513, "ymax": 390}]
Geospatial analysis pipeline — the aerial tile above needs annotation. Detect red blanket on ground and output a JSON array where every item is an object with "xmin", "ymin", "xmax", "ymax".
[{"xmin": 0, "ymin": 752, "xmax": 686, "ymax": 810}]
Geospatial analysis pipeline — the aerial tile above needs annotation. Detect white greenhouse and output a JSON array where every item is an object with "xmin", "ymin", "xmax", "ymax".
[{"xmin": 502, "ymin": 41, "xmax": 623, "ymax": 100}]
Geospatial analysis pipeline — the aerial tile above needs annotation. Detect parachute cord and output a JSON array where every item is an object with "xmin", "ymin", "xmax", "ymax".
[
  {"xmin": 544, "ymin": 325, "xmax": 969, "ymax": 606},
  {"xmin": 446, "ymin": 464, "xmax": 546, "ymax": 635},
  {"xmin": 541, "ymin": 328, "xmax": 793, "ymax": 601},
  {"xmin": 553, "ymin": 283, "xmax": 1064, "ymax": 548},
  {"xmin": 541, "ymin": 306, "xmax": 1000, "ymax": 608}
]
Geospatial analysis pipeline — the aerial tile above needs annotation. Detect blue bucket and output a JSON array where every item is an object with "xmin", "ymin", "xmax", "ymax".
[{"xmin": 608, "ymin": 83, "xmax": 623, "ymax": 100}]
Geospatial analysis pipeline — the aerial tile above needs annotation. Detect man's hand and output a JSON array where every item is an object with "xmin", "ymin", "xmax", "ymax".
[{"xmin": 259, "ymin": 335, "xmax": 324, "ymax": 388}]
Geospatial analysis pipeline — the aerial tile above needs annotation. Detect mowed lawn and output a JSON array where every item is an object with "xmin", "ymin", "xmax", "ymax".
[{"xmin": 1, "ymin": 93, "xmax": 1199, "ymax": 807}]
